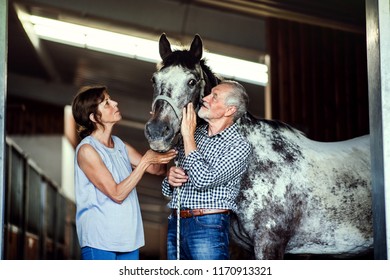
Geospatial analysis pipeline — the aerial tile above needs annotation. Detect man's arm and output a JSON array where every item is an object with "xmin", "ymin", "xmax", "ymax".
[{"xmin": 182, "ymin": 141, "xmax": 251, "ymax": 190}]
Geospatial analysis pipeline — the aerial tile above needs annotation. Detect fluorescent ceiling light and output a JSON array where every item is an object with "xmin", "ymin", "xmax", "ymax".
[{"xmin": 25, "ymin": 15, "xmax": 268, "ymax": 85}]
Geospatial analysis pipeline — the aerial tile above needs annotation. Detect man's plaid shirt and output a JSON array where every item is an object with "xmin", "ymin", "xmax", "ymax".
[{"xmin": 162, "ymin": 123, "xmax": 251, "ymax": 212}]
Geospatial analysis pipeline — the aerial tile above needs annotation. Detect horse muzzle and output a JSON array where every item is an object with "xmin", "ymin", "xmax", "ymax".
[{"xmin": 144, "ymin": 119, "xmax": 178, "ymax": 152}]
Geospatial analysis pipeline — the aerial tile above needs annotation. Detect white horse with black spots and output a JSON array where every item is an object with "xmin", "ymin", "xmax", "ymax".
[{"xmin": 144, "ymin": 34, "xmax": 373, "ymax": 259}]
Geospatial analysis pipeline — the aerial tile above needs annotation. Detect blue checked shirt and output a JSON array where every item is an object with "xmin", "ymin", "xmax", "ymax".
[{"xmin": 162, "ymin": 123, "xmax": 251, "ymax": 212}]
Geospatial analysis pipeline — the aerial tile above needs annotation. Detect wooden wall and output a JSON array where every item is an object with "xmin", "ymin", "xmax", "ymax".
[
  {"xmin": 6, "ymin": 96, "xmax": 64, "ymax": 135},
  {"xmin": 267, "ymin": 18, "xmax": 369, "ymax": 142}
]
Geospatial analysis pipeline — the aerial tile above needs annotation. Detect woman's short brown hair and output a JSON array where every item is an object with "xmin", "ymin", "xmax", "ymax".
[{"xmin": 72, "ymin": 85, "xmax": 107, "ymax": 139}]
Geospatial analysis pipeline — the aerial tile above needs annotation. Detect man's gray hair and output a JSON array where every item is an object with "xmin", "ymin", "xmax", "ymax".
[{"xmin": 222, "ymin": 80, "xmax": 249, "ymax": 121}]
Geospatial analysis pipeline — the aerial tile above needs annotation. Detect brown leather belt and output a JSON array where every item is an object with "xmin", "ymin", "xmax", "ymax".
[{"xmin": 172, "ymin": 208, "xmax": 230, "ymax": 218}]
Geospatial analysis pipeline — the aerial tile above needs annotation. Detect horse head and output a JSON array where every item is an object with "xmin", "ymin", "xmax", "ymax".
[{"xmin": 145, "ymin": 34, "xmax": 219, "ymax": 152}]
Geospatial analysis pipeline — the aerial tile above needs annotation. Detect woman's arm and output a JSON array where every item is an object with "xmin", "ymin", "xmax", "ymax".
[
  {"xmin": 77, "ymin": 144, "xmax": 176, "ymax": 203},
  {"xmin": 125, "ymin": 143, "xmax": 170, "ymax": 176}
]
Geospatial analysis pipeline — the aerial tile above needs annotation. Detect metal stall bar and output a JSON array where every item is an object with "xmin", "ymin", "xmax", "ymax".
[
  {"xmin": 366, "ymin": 0, "xmax": 390, "ymax": 259},
  {"xmin": 0, "ymin": 0, "xmax": 8, "ymax": 260}
]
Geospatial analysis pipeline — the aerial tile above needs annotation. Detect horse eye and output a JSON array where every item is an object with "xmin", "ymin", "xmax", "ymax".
[{"xmin": 188, "ymin": 79, "xmax": 196, "ymax": 87}]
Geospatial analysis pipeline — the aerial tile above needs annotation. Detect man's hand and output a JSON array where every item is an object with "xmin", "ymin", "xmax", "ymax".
[
  {"xmin": 167, "ymin": 166, "xmax": 188, "ymax": 187},
  {"xmin": 181, "ymin": 102, "xmax": 197, "ymax": 137},
  {"xmin": 181, "ymin": 103, "xmax": 197, "ymax": 156}
]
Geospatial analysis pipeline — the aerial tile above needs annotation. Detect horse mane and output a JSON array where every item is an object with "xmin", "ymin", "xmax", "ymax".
[
  {"xmin": 200, "ymin": 59, "xmax": 222, "ymax": 95},
  {"xmin": 159, "ymin": 49, "xmax": 199, "ymax": 70},
  {"xmin": 158, "ymin": 48, "xmax": 221, "ymax": 95},
  {"xmin": 239, "ymin": 112, "xmax": 305, "ymax": 136}
]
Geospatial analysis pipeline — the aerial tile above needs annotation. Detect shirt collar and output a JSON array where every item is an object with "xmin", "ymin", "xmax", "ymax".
[{"xmin": 200, "ymin": 123, "xmax": 238, "ymax": 139}]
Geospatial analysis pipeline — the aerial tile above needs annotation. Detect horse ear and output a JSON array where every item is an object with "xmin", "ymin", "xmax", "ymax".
[
  {"xmin": 190, "ymin": 34, "xmax": 203, "ymax": 61},
  {"xmin": 159, "ymin": 33, "xmax": 172, "ymax": 60}
]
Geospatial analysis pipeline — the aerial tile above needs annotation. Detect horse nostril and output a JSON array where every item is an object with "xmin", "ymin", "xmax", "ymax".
[
  {"xmin": 163, "ymin": 125, "xmax": 170, "ymax": 134},
  {"xmin": 145, "ymin": 120, "xmax": 173, "ymax": 140},
  {"xmin": 161, "ymin": 123, "xmax": 173, "ymax": 138}
]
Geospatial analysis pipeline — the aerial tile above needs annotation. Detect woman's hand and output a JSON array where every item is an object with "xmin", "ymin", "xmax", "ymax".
[{"xmin": 143, "ymin": 149, "xmax": 177, "ymax": 165}]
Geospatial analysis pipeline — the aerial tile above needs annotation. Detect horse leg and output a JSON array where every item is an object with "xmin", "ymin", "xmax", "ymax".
[{"xmin": 252, "ymin": 229, "xmax": 290, "ymax": 260}]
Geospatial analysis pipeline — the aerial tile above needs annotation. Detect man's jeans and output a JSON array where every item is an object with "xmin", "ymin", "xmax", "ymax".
[{"xmin": 167, "ymin": 212, "xmax": 230, "ymax": 260}]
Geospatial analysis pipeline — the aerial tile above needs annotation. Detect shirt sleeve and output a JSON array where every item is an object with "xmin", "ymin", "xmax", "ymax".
[
  {"xmin": 162, "ymin": 177, "xmax": 173, "ymax": 197},
  {"xmin": 181, "ymin": 138, "xmax": 251, "ymax": 190}
]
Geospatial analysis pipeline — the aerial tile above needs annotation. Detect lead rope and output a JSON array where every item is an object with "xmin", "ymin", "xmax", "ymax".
[{"xmin": 175, "ymin": 158, "xmax": 181, "ymax": 260}]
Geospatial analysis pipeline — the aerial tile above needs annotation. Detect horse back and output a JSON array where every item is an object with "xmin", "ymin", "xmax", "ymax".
[{"xmin": 232, "ymin": 113, "xmax": 372, "ymax": 258}]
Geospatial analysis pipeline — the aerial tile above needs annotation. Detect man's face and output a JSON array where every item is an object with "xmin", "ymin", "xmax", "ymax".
[{"xmin": 198, "ymin": 83, "xmax": 231, "ymax": 121}]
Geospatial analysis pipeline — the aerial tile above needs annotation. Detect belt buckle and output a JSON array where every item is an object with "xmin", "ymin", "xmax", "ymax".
[{"xmin": 181, "ymin": 210, "xmax": 191, "ymax": 218}]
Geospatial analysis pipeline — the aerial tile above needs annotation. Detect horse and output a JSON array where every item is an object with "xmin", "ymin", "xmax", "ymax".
[{"xmin": 144, "ymin": 33, "xmax": 373, "ymax": 259}]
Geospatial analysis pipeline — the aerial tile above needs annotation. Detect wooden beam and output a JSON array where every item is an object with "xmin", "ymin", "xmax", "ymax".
[
  {"xmin": 13, "ymin": 3, "xmax": 62, "ymax": 82},
  {"xmin": 194, "ymin": 0, "xmax": 364, "ymax": 33},
  {"xmin": 366, "ymin": 0, "xmax": 390, "ymax": 259},
  {"xmin": 0, "ymin": 0, "xmax": 8, "ymax": 260}
]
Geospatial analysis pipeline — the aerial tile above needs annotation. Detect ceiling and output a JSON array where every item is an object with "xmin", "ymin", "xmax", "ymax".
[{"xmin": 7, "ymin": 0, "xmax": 269, "ymax": 151}]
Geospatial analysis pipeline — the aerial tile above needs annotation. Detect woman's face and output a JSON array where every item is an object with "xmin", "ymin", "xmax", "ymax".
[{"xmin": 96, "ymin": 91, "xmax": 122, "ymax": 125}]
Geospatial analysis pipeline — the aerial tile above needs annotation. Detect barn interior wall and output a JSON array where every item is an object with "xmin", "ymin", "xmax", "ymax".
[
  {"xmin": 267, "ymin": 18, "xmax": 369, "ymax": 142},
  {"xmin": 6, "ymin": 96, "xmax": 64, "ymax": 135}
]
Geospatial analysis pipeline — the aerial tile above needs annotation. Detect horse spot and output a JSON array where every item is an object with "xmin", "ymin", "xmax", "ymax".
[{"xmin": 270, "ymin": 131, "xmax": 302, "ymax": 164}]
